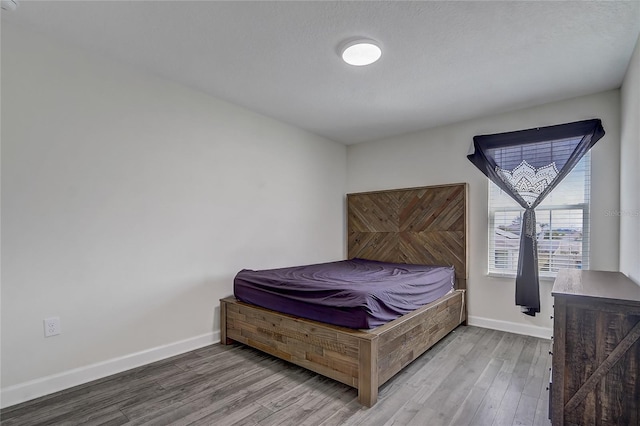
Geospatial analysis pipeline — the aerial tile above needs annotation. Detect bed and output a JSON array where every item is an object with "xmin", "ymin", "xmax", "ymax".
[{"xmin": 220, "ymin": 183, "xmax": 468, "ymax": 407}]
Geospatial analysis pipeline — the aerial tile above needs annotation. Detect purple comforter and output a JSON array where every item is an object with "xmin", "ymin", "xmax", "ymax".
[{"xmin": 233, "ymin": 258, "xmax": 455, "ymax": 329}]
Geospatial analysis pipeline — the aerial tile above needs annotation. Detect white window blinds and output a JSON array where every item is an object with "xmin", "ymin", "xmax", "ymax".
[{"xmin": 489, "ymin": 152, "xmax": 590, "ymax": 278}]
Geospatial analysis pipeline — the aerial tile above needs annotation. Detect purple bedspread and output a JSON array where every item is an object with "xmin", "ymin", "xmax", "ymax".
[{"xmin": 233, "ymin": 258, "xmax": 455, "ymax": 329}]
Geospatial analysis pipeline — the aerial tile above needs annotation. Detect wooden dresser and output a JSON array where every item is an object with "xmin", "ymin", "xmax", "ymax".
[{"xmin": 551, "ymin": 270, "xmax": 640, "ymax": 426}]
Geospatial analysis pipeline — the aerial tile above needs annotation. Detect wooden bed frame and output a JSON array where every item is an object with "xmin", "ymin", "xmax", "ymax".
[{"xmin": 220, "ymin": 183, "xmax": 468, "ymax": 407}]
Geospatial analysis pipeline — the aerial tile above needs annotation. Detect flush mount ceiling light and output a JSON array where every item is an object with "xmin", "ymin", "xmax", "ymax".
[{"xmin": 340, "ymin": 39, "xmax": 382, "ymax": 66}]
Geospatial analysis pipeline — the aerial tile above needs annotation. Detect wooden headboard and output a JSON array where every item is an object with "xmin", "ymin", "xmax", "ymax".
[{"xmin": 347, "ymin": 183, "xmax": 468, "ymax": 290}]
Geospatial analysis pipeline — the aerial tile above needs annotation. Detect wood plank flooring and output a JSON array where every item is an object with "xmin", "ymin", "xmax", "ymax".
[{"xmin": 0, "ymin": 326, "xmax": 552, "ymax": 426}]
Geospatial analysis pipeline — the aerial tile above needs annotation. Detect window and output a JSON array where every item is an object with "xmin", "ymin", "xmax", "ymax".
[{"xmin": 488, "ymin": 152, "xmax": 590, "ymax": 278}]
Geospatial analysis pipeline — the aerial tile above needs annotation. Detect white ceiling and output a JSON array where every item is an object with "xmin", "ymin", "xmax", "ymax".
[{"xmin": 3, "ymin": 1, "xmax": 639, "ymax": 145}]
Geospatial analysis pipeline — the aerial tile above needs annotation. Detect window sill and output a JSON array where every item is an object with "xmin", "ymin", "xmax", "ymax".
[{"xmin": 487, "ymin": 272, "xmax": 557, "ymax": 282}]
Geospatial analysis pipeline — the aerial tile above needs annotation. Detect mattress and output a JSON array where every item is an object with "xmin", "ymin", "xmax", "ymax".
[{"xmin": 233, "ymin": 258, "xmax": 455, "ymax": 329}]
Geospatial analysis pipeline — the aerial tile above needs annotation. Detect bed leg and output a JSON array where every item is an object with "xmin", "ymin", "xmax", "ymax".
[
  {"xmin": 358, "ymin": 338, "xmax": 379, "ymax": 407},
  {"xmin": 219, "ymin": 299, "xmax": 232, "ymax": 346}
]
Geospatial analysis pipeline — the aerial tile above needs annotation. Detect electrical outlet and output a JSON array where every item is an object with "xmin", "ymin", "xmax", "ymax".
[{"xmin": 44, "ymin": 317, "xmax": 61, "ymax": 337}]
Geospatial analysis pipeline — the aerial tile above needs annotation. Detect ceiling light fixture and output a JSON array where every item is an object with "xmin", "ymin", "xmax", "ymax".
[{"xmin": 340, "ymin": 39, "xmax": 382, "ymax": 66}]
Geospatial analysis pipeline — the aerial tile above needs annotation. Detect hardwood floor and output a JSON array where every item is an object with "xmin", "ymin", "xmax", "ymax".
[{"xmin": 0, "ymin": 326, "xmax": 552, "ymax": 426}]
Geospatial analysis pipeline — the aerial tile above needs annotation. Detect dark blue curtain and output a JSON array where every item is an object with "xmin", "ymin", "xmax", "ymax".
[{"xmin": 467, "ymin": 119, "xmax": 605, "ymax": 316}]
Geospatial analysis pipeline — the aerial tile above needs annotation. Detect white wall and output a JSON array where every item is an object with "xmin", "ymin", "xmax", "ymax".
[
  {"xmin": 1, "ymin": 22, "xmax": 346, "ymax": 403},
  {"xmin": 348, "ymin": 90, "xmax": 621, "ymax": 336},
  {"xmin": 620, "ymin": 34, "xmax": 640, "ymax": 284}
]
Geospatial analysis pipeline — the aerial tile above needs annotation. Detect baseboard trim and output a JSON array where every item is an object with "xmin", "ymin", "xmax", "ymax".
[
  {"xmin": 468, "ymin": 316, "xmax": 552, "ymax": 340},
  {"xmin": 0, "ymin": 318, "xmax": 551, "ymax": 409},
  {"xmin": 1, "ymin": 331, "xmax": 219, "ymax": 409}
]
